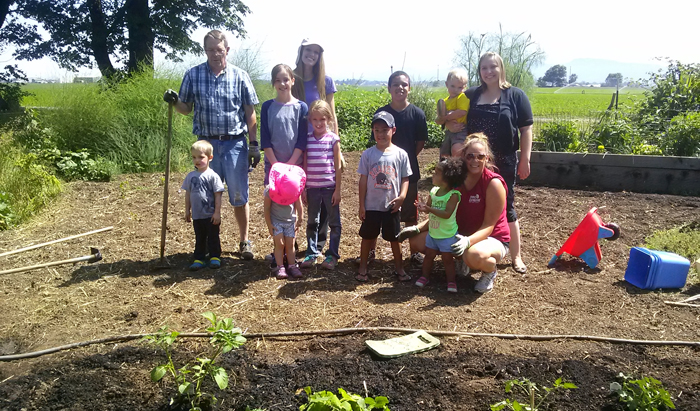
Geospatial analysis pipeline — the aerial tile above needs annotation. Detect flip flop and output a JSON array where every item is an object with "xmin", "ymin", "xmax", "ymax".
[
  {"xmin": 394, "ymin": 271, "xmax": 412, "ymax": 282},
  {"xmin": 512, "ymin": 258, "xmax": 527, "ymax": 274},
  {"xmin": 355, "ymin": 272, "xmax": 369, "ymax": 282}
]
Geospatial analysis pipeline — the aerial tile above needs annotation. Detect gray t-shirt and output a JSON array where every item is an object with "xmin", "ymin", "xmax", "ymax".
[
  {"xmin": 357, "ymin": 145, "xmax": 412, "ymax": 212},
  {"xmin": 264, "ymin": 187, "xmax": 296, "ymax": 223},
  {"xmin": 260, "ymin": 99, "xmax": 308, "ymax": 166},
  {"xmin": 181, "ymin": 168, "xmax": 225, "ymax": 220}
]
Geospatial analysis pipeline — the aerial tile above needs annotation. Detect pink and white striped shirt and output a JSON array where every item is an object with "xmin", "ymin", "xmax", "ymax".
[{"xmin": 305, "ymin": 131, "xmax": 340, "ymax": 188}]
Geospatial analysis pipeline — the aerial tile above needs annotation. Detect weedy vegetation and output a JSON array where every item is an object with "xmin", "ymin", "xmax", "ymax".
[
  {"xmin": 490, "ymin": 377, "xmax": 578, "ymax": 411},
  {"xmin": 609, "ymin": 373, "xmax": 676, "ymax": 410},
  {"xmin": 143, "ymin": 312, "xmax": 247, "ymax": 411},
  {"xmin": 299, "ymin": 387, "xmax": 390, "ymax": 411}
]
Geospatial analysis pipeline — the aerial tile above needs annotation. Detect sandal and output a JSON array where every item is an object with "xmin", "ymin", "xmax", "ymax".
[
  {"xmin": 355, "ymin": 272, "xmax": 369, "ymax": 282},
  {"xmin": 393, "ymin": 271, "xmax": 412, "ymax": 282},
  {"xmin": 414, "ymin": 276, "xmax": 430, "ymax": 287},
  {"xmin": 447, "ymin": 282, "xmax": 458, "ymax": 293},
  {"xmin": 512, "ymin": 257, "xmax": 527, "ymax": 274}
]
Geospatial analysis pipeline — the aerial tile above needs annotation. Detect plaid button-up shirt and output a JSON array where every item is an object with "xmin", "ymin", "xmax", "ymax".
[{"xmin": 179, "ymin": 62, "xmax": 259, "ymax": 137}]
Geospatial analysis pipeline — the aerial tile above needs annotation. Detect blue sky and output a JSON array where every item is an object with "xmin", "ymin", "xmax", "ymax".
[{"xmin": 2, "ymin": 0, "xmax": 696, "ymax": 82}]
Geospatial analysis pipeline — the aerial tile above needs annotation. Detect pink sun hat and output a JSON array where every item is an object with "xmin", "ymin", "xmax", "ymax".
[{"xmin": 268, "ymin": 163, "xmax": 306, "ymax": 206}]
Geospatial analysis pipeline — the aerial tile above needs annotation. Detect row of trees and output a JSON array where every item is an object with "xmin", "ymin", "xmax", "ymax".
[{"xmin": 537, "ymin": 64, "xmax": 624, "ymax": 88}]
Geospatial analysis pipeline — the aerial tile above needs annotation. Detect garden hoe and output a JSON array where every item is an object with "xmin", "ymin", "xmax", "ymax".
[
  {"xmin": 0, "ymin": 247, "xmax": 102, "ymax": 275},
  {"xmin": 156, "ymin": 101, "xmax": 174, "ymax": 269}
]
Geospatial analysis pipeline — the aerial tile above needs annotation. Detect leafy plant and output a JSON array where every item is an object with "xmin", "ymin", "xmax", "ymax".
[
  {"xmin": 593, "ymin": 111, "xmax": 639, "ymax": 154},
  {"xmin": 540, "ymin": 120, "xmax": 579, "ymax": 152},
  {"xmin": 36, "ymin": 148, "xmax": 116, "ymax": 181},
  {"xmin": 144, "ymin": 312, "xmax": 247, "ymax": 411},
  {"xmin": 0, "ymin": 65, "xmax": 31, "ymax": 111},
  {"xmin": 661, "ymin": 112, "xmax": 700, "ymax": 157},
  {"xmin": 490, "ymin": 377, "xmax": 577, "ymax": 411},
  {"xmin": 610, "ymin": 373, "xmax": 676, "ymax": 410},
  {"xmin": 299, "ymin": 387, "xmax": 390, "ymax": 411}
]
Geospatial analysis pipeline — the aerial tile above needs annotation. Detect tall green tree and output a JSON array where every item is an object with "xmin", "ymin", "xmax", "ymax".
[
  {"xmin": 0, "ymin": 0, "xmax": 251, "ymax": 78},
  {"xmin": 604, "ymin": 73, "xmax": 623, "ymax": 87},
  {"xmin": 454, "ymin": 25, "xmax": 545, "ymax": 93},
  {"xmin": 537, "ymin": 64, "xmax": 567, "ymax": 87}
]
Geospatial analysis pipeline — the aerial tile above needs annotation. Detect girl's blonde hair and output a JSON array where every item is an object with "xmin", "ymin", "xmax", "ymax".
[
  {"xmin": 460, "ymin": 133, "xmax": 496, "ymax": 171},
  {"xmin": 308, "ymin": 100, "xmax": 335, "ymax": 125},
  {"xmin": 292, "ymin": 44, "xmax": 327, "ymax": 102},
  {"xmin": 479, "ymin": 52, "xmax": 511, "ymax": 90},
  {"xmin": 270, "ymin": 63, "xmax": 295, "ymax": 86}
]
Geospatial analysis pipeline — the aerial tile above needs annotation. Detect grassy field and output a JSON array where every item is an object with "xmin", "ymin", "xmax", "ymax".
[{"xmin": 530, "ymin": 86, "xmax": 646, "ymax": 116}]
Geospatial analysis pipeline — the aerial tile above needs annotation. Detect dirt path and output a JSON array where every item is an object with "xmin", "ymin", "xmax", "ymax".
[{"xmin": 0, "ymin": 148, "xmax": 698, "ymax": 410}]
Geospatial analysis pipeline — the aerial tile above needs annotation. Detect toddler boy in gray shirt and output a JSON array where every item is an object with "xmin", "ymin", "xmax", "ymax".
[{"xmin": 182, "ymin": 140, "xmax": 225, "ymax": 270}]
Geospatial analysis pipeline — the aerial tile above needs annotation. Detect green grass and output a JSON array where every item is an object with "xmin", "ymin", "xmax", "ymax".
[
  {"xmin": 645, "ymin": 221, "xmax": 700, "ymax": 285},
  {"xmin": 530, "ymin": 87, "xmax": 646, "ymax": 117}
]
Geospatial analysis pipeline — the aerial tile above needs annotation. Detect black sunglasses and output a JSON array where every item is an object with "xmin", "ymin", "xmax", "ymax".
[{"xmin": 465, "ymin": 153, "xmax": 487, "ymax": 161}]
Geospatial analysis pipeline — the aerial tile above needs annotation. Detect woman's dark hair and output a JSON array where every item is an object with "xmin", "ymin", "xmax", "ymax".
[{"xmin": 436, "ymin": 157, "xmax": 468, "ymax": 188}]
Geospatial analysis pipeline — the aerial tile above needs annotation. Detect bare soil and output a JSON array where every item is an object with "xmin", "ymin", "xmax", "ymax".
[{"xmin": 0, "ymin": 148, "xmax": 698, "ymax": 411}]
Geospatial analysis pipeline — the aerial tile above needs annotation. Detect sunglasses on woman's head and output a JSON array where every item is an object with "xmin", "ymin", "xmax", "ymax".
[{"xmin": 465, "ymin": 153, "xmax": 487, "ymax": 161}]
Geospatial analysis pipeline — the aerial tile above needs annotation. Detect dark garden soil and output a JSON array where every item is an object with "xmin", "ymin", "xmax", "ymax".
[{"xmin": 0, "ymin": 148, "xmax": 698, "ymax": 410}]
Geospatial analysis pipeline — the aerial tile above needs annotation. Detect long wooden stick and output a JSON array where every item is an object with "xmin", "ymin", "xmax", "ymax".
[
  {"xmin": 2, "ymin": 327, "xmax": 699, "ymax": 362},
  {"xmin": 0, "ymin": 248, "xmax": 102, "ymax": 275},
  {"xmin": 0, "ymin": 226, "xmax": 113, "ymax": 258},
  {"xmin": 664, "ymin": 301, "xmax": 700, "ymax": 308}
]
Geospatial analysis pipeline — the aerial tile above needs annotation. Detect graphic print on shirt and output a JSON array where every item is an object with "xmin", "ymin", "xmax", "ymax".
[
  {"xmin": 429, "ymin": 195, "xmax": 448, "ymax": 230},
  {"xmin": 369, "ymin": 161, "xmax": 397, "ymax": 190},
  {"xmin": 191, "ymin": 175, "xmax": 215, "ymax": 215},
  {"xmin": 469, "ymin": 193, "xmax": 481, "ymax": 204}
]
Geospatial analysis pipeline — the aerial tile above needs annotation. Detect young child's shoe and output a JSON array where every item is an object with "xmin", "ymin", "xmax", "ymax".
[
  {"xmin": 447, "ymin": 282, "xmax": 458, "ymax": 293},
  {"xmin": 209, "ymin": 257, "xmax": 221, "ymax": 269},
  {"xmin": 320, "ymin": 255, "xmax": 337, "ymax": 270},
  {"xmin": 189, "ymin": 260, "xmax": 206, "ymax": 271},
  {"xmin": 299, "ymin": 255, "xmax": 317, "ymax": 268},
  {"xmin": 273, "ymin": 266, "xmax": 288, "ymax": 280},
  {"xmin": 287, "ymin": 264, "xmax": 303, "ymax": 279}
]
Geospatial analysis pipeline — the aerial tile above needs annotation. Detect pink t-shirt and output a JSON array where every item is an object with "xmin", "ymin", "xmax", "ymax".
[{"xmin": 456, "ymin": 168, "xmax": 510, "ymax": 243}]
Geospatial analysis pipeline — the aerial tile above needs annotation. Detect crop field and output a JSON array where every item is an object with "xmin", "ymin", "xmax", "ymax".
[{"xmin": 530, "ymin": 87, "xmax": 646, "ymax": 116}]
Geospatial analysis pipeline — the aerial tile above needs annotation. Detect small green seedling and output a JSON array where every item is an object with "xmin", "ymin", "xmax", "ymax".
[
  {"xmin": 610, "ymin": 373, "xmax": 676, "ymax": 410},
  {"xmin": 490, "ymin": 377, "xmax": 578, "ymax": 411},
  {"xmin": 143, "ymin": 312, "xmax": 246, "ymax": 411},
  {"xmin": 299, "ymin": 386, "xmax": 390, "ymax": 411}
]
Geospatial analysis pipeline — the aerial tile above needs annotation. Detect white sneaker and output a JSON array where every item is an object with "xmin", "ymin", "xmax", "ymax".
[
  {"xmin": 474, "ymin": 270, "xmax": 497, "ymax": 293},
  {"xmin": 455, "ymin": 260, "xmax": 471, "ymax": 276}
]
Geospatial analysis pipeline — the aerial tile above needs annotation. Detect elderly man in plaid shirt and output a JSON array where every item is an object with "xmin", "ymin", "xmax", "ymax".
[{"xmin": 164, "ymin": 29, "xmax": 260, "ymax": 260}]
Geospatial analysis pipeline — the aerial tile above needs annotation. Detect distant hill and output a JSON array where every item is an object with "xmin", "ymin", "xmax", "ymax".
[{"xmin": 533, "ymin": 58, "xmax": 665, "ymax": 83}]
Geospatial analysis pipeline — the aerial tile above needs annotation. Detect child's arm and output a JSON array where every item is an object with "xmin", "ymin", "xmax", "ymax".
[
  {"xmin": 301, "ymin": 151, "xmax": 308, "ymax": 205},
  {"xmin": 443, "ymin": 109, "xmax": 468, "ymax": 121},
  {"xmin": 331, "ymin": 141, "xmax": 342, "ymax": 206},
  {"xmin": 358, "ymin": 174, "xmax": 368, "ymax": 221},
  {"xmin": 184, "ymin": 190, "xmax": 191, "ymax": 222},
  {"xmin": 211, "ymin": 191, "xmax": 222, "ymax": 225},
  {"xmin": 416, "ymin": 195, "xmax": 433, "ymax": 213},
  {"xmin": 286, "ymin": 148, "xmax": 304, "ymax": 165},
  {"xmin": 293, "ymin": 197, "xmax": 303, "ymax": 233},
  {"xmin": 389, "ymin": 177, "xmax": 410, "ymax": 213},
  {"xmin": 263, "ymin": 148, "xmax": 278, "ymax": 165},
  {"xmin": 264, "ymin": 195, "xmax": 274, "ymax": 236},
  {"xmin": 424, "ymin": 192, "xmax": 459, "ymax": 219}
]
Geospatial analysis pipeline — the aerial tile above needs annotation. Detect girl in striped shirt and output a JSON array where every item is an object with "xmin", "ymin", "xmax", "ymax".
[{"xmin": 300, "ymin": 100, "xmax": 343, "ymax": 270}]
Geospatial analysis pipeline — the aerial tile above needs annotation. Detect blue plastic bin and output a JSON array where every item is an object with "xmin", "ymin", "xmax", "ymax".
[{"xmin": 624, "ymin": 247, "xmax": 690, "ymax": 290}]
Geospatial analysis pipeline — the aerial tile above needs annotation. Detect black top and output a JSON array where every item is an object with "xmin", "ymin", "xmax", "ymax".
[
  {"xmin": 372, "ymin": 104, "xmax": 428, "ymax": 182},
  {"xmin": 465, "ymin": 86, "xmax": 534, "ymax": 156}
]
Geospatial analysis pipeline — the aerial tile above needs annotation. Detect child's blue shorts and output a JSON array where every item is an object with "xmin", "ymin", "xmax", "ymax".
[{"xmin": 425, "ymin": 234, "xmax": 458, "ymax": 253}]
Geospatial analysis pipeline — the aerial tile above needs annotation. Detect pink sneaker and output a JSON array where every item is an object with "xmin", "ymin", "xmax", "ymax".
[
  {"xmin": 287, "ymin": 264, "xmax": 303, "ymax": 279},
  {"xmin": 274, "ymin": 266, "xmax": 288, "ymax": 280}
]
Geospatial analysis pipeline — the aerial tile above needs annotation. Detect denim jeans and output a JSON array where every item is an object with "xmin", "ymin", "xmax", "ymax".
[
  {"xmin": 305, "ymin": 187, "xmax": 341, "ymax": 259},
  {"xmin": 206, "ymin": 137, "xmax": 249, "ymax": 207}
]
